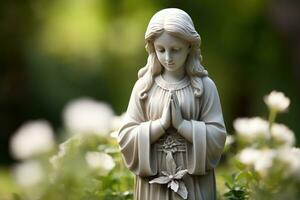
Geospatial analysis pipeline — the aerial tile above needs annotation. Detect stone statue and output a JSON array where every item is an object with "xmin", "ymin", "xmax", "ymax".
[{"xmin": 118, "ymin": 8, "xmax": 227, "ymax": 200}]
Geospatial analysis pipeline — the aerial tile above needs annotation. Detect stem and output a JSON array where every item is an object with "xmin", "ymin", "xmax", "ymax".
[
  {"xmin": 117, "ymin": 155, "xmax": 124, "ymax": 192},
  {"xmin": 268, "ymin": 109, "xmax": 277, "ymax": 147}
]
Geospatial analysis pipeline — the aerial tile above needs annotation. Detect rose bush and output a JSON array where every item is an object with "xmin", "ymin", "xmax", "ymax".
[
  {"xmin": 9, "ymin": 98, "xmax": 133, "ymax": 200},
  {"xmin": 223, "ymin": 91, "xmax": 300, "ymax": 200}
]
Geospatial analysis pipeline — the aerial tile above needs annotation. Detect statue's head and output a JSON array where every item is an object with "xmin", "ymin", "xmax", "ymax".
[
  {"xmin": 145, "ymin": 8, "xmax": 200, "ymax": 56},
  {"xmin": 138, "ymin": 8, "xmax": 207, "ymax": 100}
]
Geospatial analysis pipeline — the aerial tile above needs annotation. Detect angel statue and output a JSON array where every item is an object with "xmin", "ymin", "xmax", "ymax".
[{"xmin": 117, "ymin": 8, "xmax": 227, "ymax": 200}]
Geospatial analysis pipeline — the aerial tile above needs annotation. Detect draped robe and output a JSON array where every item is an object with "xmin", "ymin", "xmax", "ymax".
[{"xmin": 118, "ymin": 75, "xmax": 226, "ymax": 200}]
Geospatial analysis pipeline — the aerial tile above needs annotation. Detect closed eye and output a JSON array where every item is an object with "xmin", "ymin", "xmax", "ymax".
[
  {"xmin": 157, "ymin": 48, "xmax": 165, "ymax": 53},
  {"xmin": 172, "ymin": 47, "xmax": 181, "ymax": 52}
]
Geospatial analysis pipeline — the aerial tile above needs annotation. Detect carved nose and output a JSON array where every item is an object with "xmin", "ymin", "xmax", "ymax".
[{"xmin": 165, "ymin": 51, "xmax": 172, "ymax": 62}]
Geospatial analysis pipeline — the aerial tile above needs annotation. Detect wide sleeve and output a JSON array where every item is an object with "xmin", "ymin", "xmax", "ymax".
[
  {"xmin": 117, "ymin": 80, "xmax": 157, "ymax": 177},
  {"xmin": 187, "ymin": 76, "xmax": 227, "ymax": 175}
]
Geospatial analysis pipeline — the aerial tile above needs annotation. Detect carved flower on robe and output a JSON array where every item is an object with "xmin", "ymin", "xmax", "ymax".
[
  {"xmin": 149, "ymin": 152, "xmax": 188, "ymax": 199},
  {"xmin": 162, "ymin": 136, "xmax": 181, "ymax": 153}
]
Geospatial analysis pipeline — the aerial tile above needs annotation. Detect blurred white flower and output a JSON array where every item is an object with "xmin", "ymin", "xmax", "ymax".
[
  {"xmin": 233, "ymin": 117, "xmax": 269, "ymax": 140},
  {"xmin": 278, "ymin": 148, "xmax": 300, "ymax": 181},
  {"xmin": 239, "ymin": 148, "xmax": 275, "ymax": 177},
  {"xmin": 63, "ymin": 98, "xmax": 114, "ymax": 135},
  {"xmin": 264, "ymin": 91, "xmax": 290, "ymax": 112},
  {"xmin": 254, "ymin": 150, "xmax": 275, "ymax": 177},
  {"xmin": 238, "ymin": 148, "xmax": 261, "ymax": 165},
  {"xmin": 110, "ymin": 131, "xmax": 118, "ymax": 139},
  {"xmin": 10, "ymin": 120, "xmax": 55, "ymax": 160},
  {"xmin": 271, "ymin": 123, "xmax": 295, "ymax": 147},
  {"xmin": 85, "ymin": 151, "xmax": 115, "ymax": 176},
  {"xmin": 225, "ymin": 135, "xmax": 235, "ymax": 147},
  {"xmin": 13, "ymin": 160, "xmax": 44, "ymax": 187}
]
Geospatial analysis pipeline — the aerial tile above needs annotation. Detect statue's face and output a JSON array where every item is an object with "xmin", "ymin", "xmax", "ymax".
[{"xmin": 154, "ymin": 32, "xmax": 190, "ymax": 73}]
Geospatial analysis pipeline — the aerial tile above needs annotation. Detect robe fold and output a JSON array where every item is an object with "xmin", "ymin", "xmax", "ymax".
[{"xmin": 118, "ymin": 75, "xmax": 226, "ymax": 200}]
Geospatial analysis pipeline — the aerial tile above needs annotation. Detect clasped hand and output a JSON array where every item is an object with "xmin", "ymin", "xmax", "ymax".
[{"xmin": 159, "ymin": 91, "xmax": 184, "ymax": 130}]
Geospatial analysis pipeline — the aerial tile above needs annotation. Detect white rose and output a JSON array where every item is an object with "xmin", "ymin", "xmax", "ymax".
[
  {"xmin": 264, "ymin": 91, "xmax": 290, "ymax": 112},
  {"xmin": 278, "ymin": 148, "xmax": 300, "ymax": 181},
  {"xmin": 110, "ymin": 131, "xmax": 118, "ymax": 139},
  {"xmin": 13, "ymin": 160, "xmax": 44, "ymax": 187},
  {"xmin": 254, "ymin": 150, "xmax": 275, "ymax": 177},
  {"xmin": 10, "ymin": 120, "xmax": 55, "ymax": 160},
  {"xmin": 225, "ymin": 135, "xmax": 235, "ymax": 147},
  {"xmin": 239, "ymin": 148, "xmax": 275, "ymax": 177},
  {"xmin": 238, "ymin": 148, "xmax": 261, "ymax": 165},
  {"xmin": 85, "ymin": 151, "xmax": 115, "ymax": 176},
  {"xmin": 233, "ymin": 117, "xmax": 269, "ymax": 140},
  {"xmin": 63, "ymin": 98, "xmax": 114, "ymax": 135},
  {"xmin": 271, "ymin": 123, "xmax": 295, "ymax": 147}
]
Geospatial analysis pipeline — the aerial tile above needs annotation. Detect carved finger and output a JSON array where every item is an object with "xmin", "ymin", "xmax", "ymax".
[
  {"xmin": 171, "ymin": 95, "xmax": 182, "ymax": 119},
  {"xmin": 164, "ymin": 94, "xmax": 171, "ymax": 113},
  {"xmin": 166, "ymin": 99, "xmax": 172, "ymax": 121},
  {"xmin": 171, "ymin": 100, "xmax": 177, "ymax": 121},
  {"xmin": 171, "ymin": 100, "xmax": 176, "ymax": 120},
  {"xmin": 172, "ymin": 92, "xmax": 180, "ymax": 108}
]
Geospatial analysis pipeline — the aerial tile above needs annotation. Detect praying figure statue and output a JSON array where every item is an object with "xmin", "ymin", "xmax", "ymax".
[{"xmin": 118, "ymin": 8, "xmax": 227, "ymax": 200}]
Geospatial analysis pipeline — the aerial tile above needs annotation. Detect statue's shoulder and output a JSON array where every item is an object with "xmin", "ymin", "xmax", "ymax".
[
  {"xmin": 131, "ymin": 78, "xmax": 147, "ymax": 93},
  {"xmin": 200, "ymin": 76, "xmax": 221, "ymax": 100},
  {"xmin": 201, "ymin": 76, "xmax": 217, "ymax": 91}
]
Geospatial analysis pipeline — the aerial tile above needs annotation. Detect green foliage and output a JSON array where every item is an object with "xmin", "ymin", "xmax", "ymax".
[
  {"xmin": 223, "ymin": 165, "xmax": 261, "ymax": 200},
  {"xmin": 223, "ymin": 172, "xmax": 251, "ymax": 200}
]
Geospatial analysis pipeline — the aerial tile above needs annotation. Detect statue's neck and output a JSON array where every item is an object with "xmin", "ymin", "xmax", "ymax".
[{"xmin": 161, "ymin": 68, "xmax": 186, "ymax": 83}]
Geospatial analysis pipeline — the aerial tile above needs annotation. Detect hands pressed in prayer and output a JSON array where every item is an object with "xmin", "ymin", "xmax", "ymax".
[
  {"xmin": 170, "ymin": 92, "xmax": 185, "ymax": 130},
  {"xmin": 159, "ymin": 91, "xmax": 186, "ymax": 131},
  {"xmin": 159, "ymin": 92, "xmax": 172, "ymax": 130}
]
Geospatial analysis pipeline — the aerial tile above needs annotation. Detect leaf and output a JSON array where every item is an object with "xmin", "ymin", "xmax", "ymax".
[
  {"xmin": 161, "ymin": 171, "xmax": 169, "ymax": 176},
  {"xmin": 225, "ymin": 182, "xmax": 233, "ymax": 190},
  {"xmin": 170, "ymin": 180, "xmax": 179, "ymax": 192},
  {"xmin": 235, "ymin": 161, "xmax": 246, "ymax": 170},
  {"xmin": 177, "ymin": 181, "xmax": 188, "ymax": 199},
  {"xmin": 174, "ymin": 169, "xmax": 188, "ymax": 179},
  {"xmin": 166, "ymin": 151, "xmax": 177, "ymax": 174},
  {"xmin": 149, "ymin": 176, "xmax": 170, "ymax": 184},
  {"xmin": 236, "ymin": 171, "xmax": 247, "ymax": 182}
]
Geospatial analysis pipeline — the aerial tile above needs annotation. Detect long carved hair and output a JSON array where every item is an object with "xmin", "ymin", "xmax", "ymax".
[{"xmin": 137, "ymin": 8, "xmax": 208, "ymax": 100}]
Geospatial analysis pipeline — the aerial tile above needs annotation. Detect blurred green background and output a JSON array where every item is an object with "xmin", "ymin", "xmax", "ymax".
[{"xmin": 1, "ymin": 0, "xmax": 300, "ymax": 165}]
